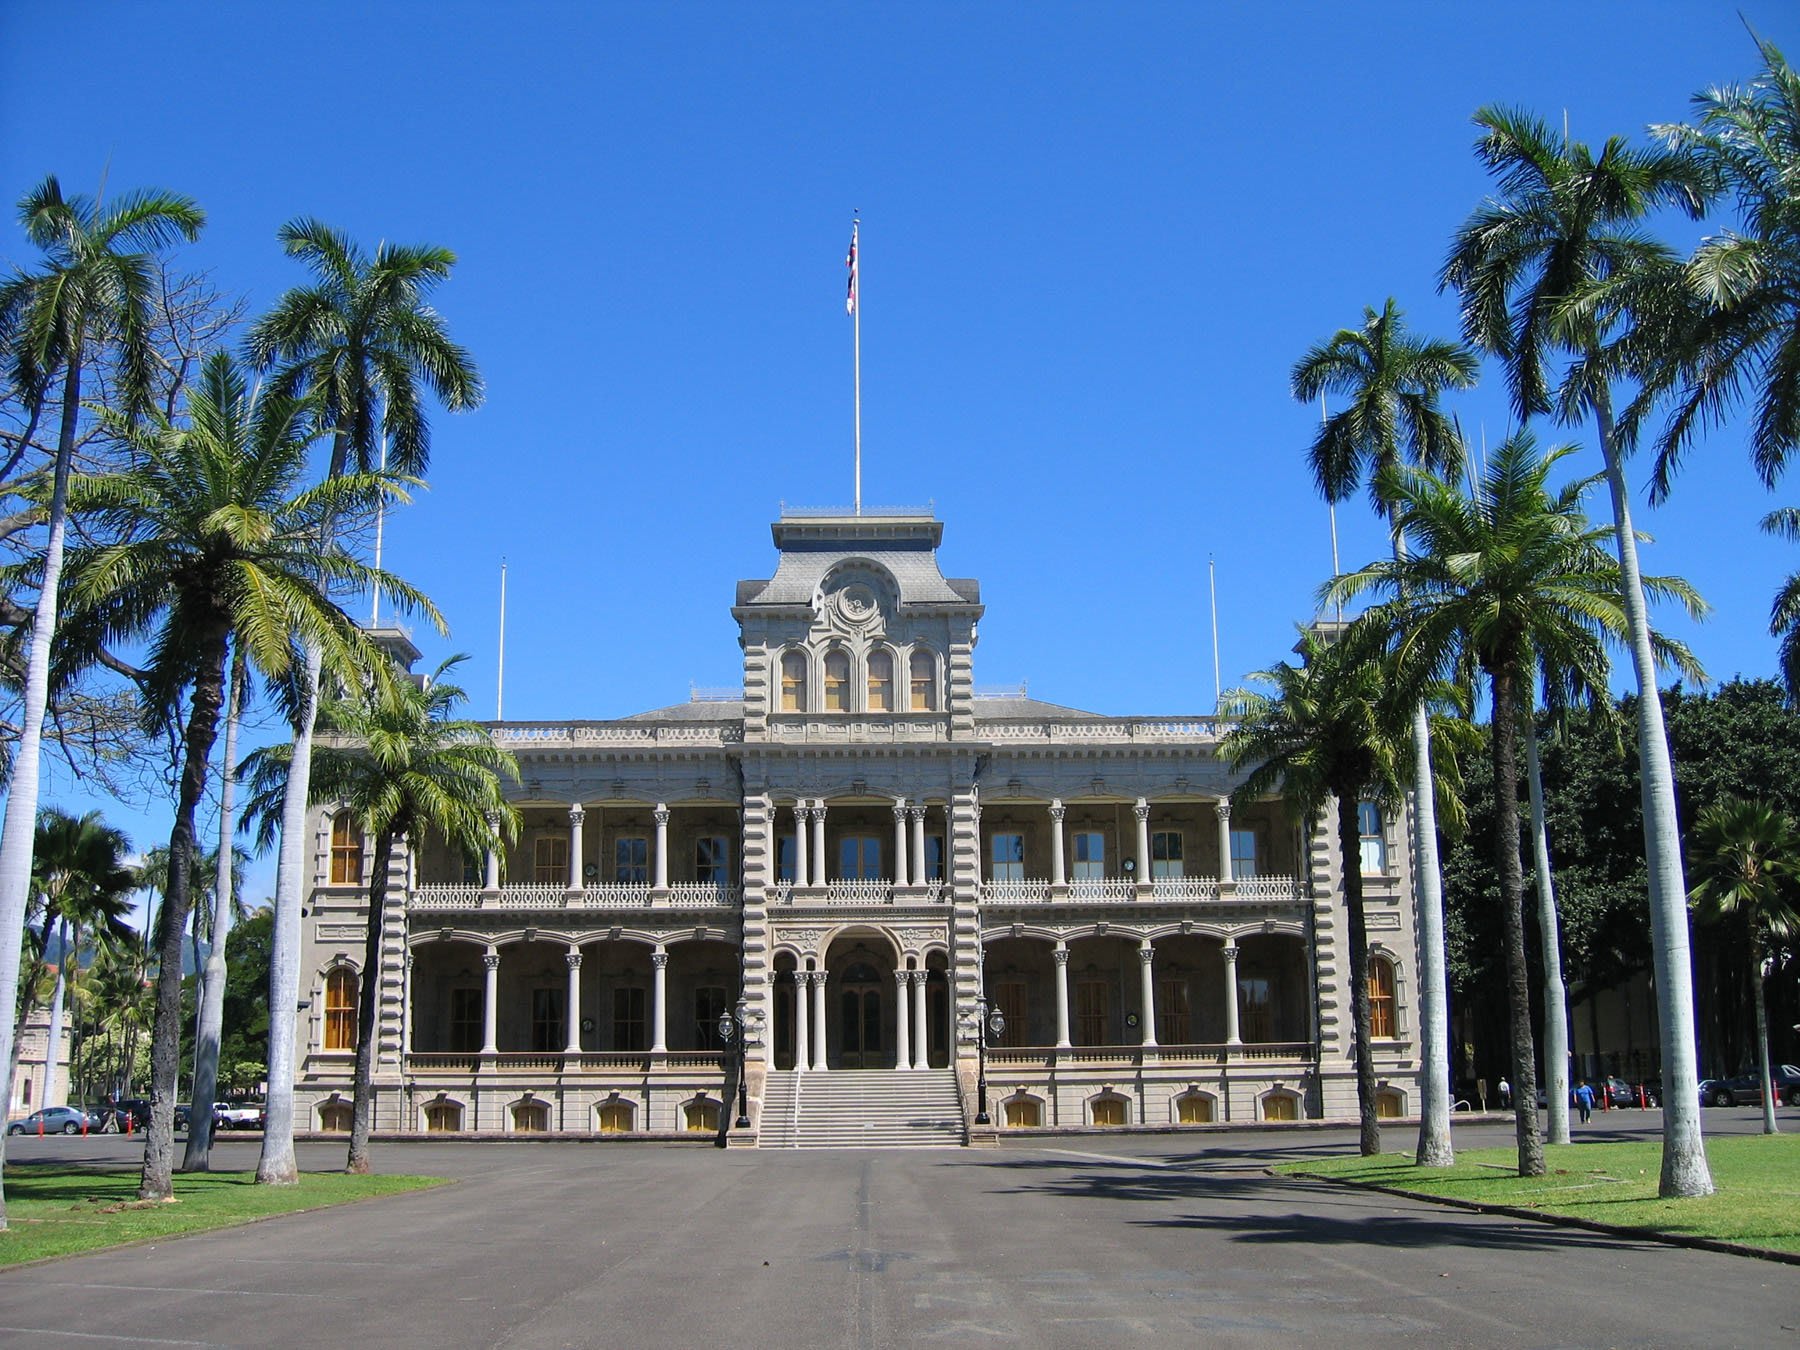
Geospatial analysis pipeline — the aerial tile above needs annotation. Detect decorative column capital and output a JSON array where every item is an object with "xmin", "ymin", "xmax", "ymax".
[
  {"xmin": 908, "ymin": 805, "xmax": 925, "ymax": 823},
  {"xmin": 1137, "ymin": 940, "xmax": 1155, "ymax": 963},
  {"xmin": 1221, "ymin": 941, "xmax": 1239, "ymax": 964},
  {"xmin": 1214, "ymin": 798, "xmax": 1232, "ymax": 822},
  {"xmin": 911, "ymin": 969, "xmax": 929, "ymax": 987},
  {"xmin": 653, "ymin": 804, "xmax": 669, "ymax": 827},
  {"xmin": 1133, "ymin": 797, "xmax": 1150, "ymax": 824},
  {"xmin": 483, "ymin": 951, "xmax": 501, "ymax": 972},
  {"xmin": 1052, "ymin": 946, "xmax": 1070, "ymax": 967},
  {"xmin": 1048, "ymin": 799, "xmax": 1065, "ymax": 823},
  {"xmin": 893, "ymin": 800, "xmax": 909, "ymax": 823},
  {"xmin": 568, "ymin": 803, "xmax": 586, "ymax": 826},
  {"xmin": 566, "ymin": 950, "xmax": 583, "ymax": 970},
  {"xmin": 651, "ymin": 950, "xmax": 669, "ymax": 970}
]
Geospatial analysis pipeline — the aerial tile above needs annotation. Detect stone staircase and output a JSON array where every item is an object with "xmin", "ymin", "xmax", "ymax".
[{"xmin": 759, "ymin": 1069, "xmax": 964, "ymax": 1148}]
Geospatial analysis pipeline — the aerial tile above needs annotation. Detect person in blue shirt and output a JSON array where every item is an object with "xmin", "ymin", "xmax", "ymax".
[{"xmin": 1574, "ymin": 1080, "xmax": 1595, "ymax": 1123}]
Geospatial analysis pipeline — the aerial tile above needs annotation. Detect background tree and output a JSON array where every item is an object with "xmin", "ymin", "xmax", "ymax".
[
  {"xmin": 1292, "ymin": 296, "xmax": 1477, "ymax": 1166},
  {"xmin": 0, "ymin": 176, "xmax": 201, "ymax": 1228},
  {"xmin": 1688, "ymin": 796, "xmax": 1800, "ymax": 1134},
  {"xmin": 1442, "ymin": 107, "xmax": 1716, "ymax": 1197},
  {"xmin": 56, "ymin": 351, "xmax": 432, "ymax": 1201},
  {"xmin": 246, "ymin": 220, "xmax": 480, "ymax": 1186}
]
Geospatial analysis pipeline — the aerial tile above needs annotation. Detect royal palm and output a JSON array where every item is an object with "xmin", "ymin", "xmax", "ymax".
[
  {"xmin": 1292, "ymin": 297, "xmax": 1476, "ymax": 1167},
  {"xmin": 57, "ymin": 352, "xmax": 433, "ymax": 1201},
  {"xmin": 246, "ymin": 221, "xmax": 480, "ymax": 1185},
  {"xmin": 1442, "ymin": 108, "xmax": 1716, "ymax": 1197}
]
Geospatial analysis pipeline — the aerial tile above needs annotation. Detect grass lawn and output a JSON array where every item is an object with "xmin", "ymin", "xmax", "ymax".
[
  {"xmin": 0, "ymin": 1165, "xmax": 447, "ymax": 1266},
  {"xmin": 1277, "ymin": 1133, "xmax": 1800, "ymax": 1255}
]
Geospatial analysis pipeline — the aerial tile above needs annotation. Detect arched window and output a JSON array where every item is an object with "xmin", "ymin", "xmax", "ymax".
[
  {"xmin": 684, "ymin": 1099, "xmax": 720, "ymax": 1132},
  {"xmin": 1090, "ymin": 1095, "xmax": 1128, "ymax": 1127},
  {"xmin": 823, "ymin": 650, "xmax": 850, "ymax": 711},
  {"xmin": 1262, "ymin": 1092, "xmax": 1299, "ymax": 1121},
  {"xmin": 329, "ymin": 811, "xmax": 363, "ymax": 884},
  {"xmin": 424, "ymin": 1099, "xmax": 463, "ymax": 1132},
  {"xmin": 597, "ymin": 1099, "xmax": 635, "ymax": 1133},
  {"xmin": 511, "ymin": 1100, "xmax": 549, "ymax": 1133},
  {"xmin": 324, "ymin": 968, "xmax": 358, "ymax": 1051},
  {"xmin": 319, "ymin": 1101, "xmax": 352, "ymax": 1133},
  {"xmin": 867, "ymin": 649, "xmax": 893, "ymax": 711},
  {"xmin": 1003, "ymin": 1097, "xmax": 1042, "ymax": 1128},
  {"xmin": 1176, "ymin": 1092, "xmax": 1214, "ymax": 1124},
  {"xmin": 1376, "ymin": 1088, "xmax": 1405, "ymax": 1119},
  {"xmin": 1368, "ymin": 956, "xmax": 1397, "ymax": 1039},
  {"xmin": 909, "ymin": 651, "xmax": 937, "ymax": 711},
  {"xmin": 780, "ymin": 650, "xmax": 807, "ymax": 711}
]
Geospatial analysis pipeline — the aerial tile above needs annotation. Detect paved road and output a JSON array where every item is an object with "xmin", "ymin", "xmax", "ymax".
[{"xmin": 0, "ymin": 1113, "xmax": 1793, "ymax": 1348}]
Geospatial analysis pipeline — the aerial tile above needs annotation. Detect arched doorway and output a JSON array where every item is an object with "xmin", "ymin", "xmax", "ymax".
[{"xmin": 823, "ymin": 932, "xmax": 899, "ymax": 1069}]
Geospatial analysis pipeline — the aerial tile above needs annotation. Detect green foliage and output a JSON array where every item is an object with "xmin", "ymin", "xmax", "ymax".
[{"xmin": 219, "ymin": 907, "xmax": 273, "ymax": 1093}]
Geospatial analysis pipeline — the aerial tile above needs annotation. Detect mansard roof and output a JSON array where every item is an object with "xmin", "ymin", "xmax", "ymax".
[{"xmin": 735, "ymin": 509, "xmax": 981, "ymax": 610}]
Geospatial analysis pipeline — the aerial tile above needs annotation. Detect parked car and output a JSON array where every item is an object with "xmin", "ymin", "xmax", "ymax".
[
  {"xmin": 108, "ymin": 1099, "xmax": 152, "ymax": 1130},
  {"xmin": 1706, "ymin": 1065, "xmax": 1800, "ymax": 1108},
  {"xmin": 214, "ymin": 1099, "xmax": 266, "ymax": 1130},
  {"xmin": 7, "ymin": 1105, "xmax": 104, "ymax": 1136}
]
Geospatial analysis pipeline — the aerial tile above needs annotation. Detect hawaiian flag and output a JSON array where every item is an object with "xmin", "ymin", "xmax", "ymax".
[{"xmin": 845, "ymin": 224, "xmax": 858, "ymax": 316}]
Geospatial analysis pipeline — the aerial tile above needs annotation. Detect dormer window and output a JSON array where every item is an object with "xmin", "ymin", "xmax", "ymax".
[
  {"xmin": 910, "ymin": 650, "xmax": 937, "ymax": 711},
  {"xmin": 867, "ymin": 650, "xmax": 894, "ymax": 711},
  {"xmin": 780, "ymin": 650, "xmax": 807, "ymax": 711},
  {"xmin": 824, "ymin": 650, "xmax": 851, "ymax": 711}
]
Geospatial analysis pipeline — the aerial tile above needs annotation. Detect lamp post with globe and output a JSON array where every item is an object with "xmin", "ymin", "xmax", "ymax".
[
  {"xmin": 960, "ymin": 998, "xmax": 1006, "ymax": 1125},
  {"xmin": 717, "ymin": 998, "xmax": 763, "ymax": 1130}
]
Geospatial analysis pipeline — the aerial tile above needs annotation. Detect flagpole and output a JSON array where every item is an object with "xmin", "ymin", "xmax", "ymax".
[
  {"xmin": 370, "ymin": 432, "xmax": 387, "ymax": 627},
  {"xmin": 1209, "ymin": 555, "xmax": 1222, "ymax": 713},
  {"xmin": 850, "ymin": 216, "xmax": 862, "ymax": 516},
  {"xmin": 1322, "ymin": 392, "xmax": 1341, "ymax": 624},
  {"xmin": 496, "ymin": 558, "xmax": 507, "ymax": 721}
]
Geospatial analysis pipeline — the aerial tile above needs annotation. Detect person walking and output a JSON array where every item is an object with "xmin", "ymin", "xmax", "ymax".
[
  {"xmin": 1498, "ymin": 1076, "xmax": 1512, "ymax": 1109},
  {"xmin": 1574, "ymin": 1080, "xmax": 1594, "ymax": 1124}
]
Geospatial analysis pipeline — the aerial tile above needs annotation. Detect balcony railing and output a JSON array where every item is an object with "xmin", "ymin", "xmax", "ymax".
[
  {"xmin": 984, "ymin": 1041, "xmax": 1313, "ymax": 1067},
  {"xmin": 405, "ymin": 1050, "xmax": 729, "ymax": 1073},
  {"xmin": 978, "ymin": 874, "xmax": 1303, "ymax": 905},
  {"xmin": 407, "ymin": 883, "xmax": 741, "ymax": 913}
]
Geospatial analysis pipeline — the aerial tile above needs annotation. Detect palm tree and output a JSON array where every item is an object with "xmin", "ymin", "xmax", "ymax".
[
  {"xmin": 1442, "ymin": 108, "xmax": 1718, "ymax": 1197},
  {"xmin": 1221, "ymin": 625, "xmax": 1411, "ymax": 1156},
  {"xmin": 1292, "ymin": 298, "xmax": 1478, "ymax": 1167},
  {"xmin": 0, "ymin": 177, "xmax": 201, "ymax": 1227},
  {"xmin": 246, "ymin": 221, "xmax": 480, "ymax": 1187},
  {"xmin": 247, "ymin": 657, "xmax": 517, "ymax": 1171},
  {"xmin": 56, "ymin": 351, "xmax": 435, "ymax": 1202},
  {"xmin": 1688, "ymin": 796, "xmax": 1800, "ymax": 1136},
  {"xmin": 1333, "ymin": 431, "xmax": 1704, "ymax": 1176},
  {"xmin": 1644, "ymin": 38, "xmax": 1800, "ymax": 499}
]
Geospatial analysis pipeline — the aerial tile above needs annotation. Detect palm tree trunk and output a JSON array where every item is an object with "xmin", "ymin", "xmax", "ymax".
[
  {"xmin": 1337, "ymin": 793, "xmax": 1381, "ymax": 1156},
  {"xmin": 139, "ymin": 623, "xmax": 230, "ymax": 1203},
  {"xmin": 346, "ymin": 830, "xmax": 394, "ymax": 1174},
  {"xmin": 1490, "ymin": 661, "xmax": 1544, "ymax": 1176},
  {"xmin": 1750, "ymin": 940, "xmax": 1778, "ymax": 1136},
  {"xmin": 44, "ymin": 921, "xmax": 67, "ymax": 1108},
  {"xmin": 185, "ymin": 646, "xmax": 244, "ymax": 1172},
  {"xmin": 1525, "ymin": 713, "xmax": 1572, "ymax": 1146},
  {"xmin": 257, "ymin": 638, "xmax": 324, "ymax": 1186},
  {"xmin": 1592, "ymin": 385, "xmax": 1713, "ymax": 1197},
  {"xmin": 0, "ymin": 352, "xmax": 84, "ymax": 1229}
]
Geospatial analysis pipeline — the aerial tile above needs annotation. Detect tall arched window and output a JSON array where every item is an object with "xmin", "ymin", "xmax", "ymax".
[
  {"xmin": 867, "ymin": 650, "xmax": 893, "ymax": 711},
  {"xmin": 1368, "ymin": 956, "xmax": 1397, "ymax": 1039},
  {"xmin": 823, "ymin": 650, "xmax": 851, "ymax": 711},
  {"xmin": 324, "ymin": 968, "xmax": 358, "ymax": 1051},
  {"xmin": 329, "ymin": 811, "xmax": 363, "ymax": 884},
  {"xmin": 780, "ymin": 650, "xmax": 807, "ymax": 711},
  {"xmin": 909, "ymin": 650, "xmax": 937, "ymax": 711}
]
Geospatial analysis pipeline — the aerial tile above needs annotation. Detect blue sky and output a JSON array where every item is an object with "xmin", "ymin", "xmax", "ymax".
[{"xmin": 5, "ymin": 3, "xmax": 1800, "ymax": 903}]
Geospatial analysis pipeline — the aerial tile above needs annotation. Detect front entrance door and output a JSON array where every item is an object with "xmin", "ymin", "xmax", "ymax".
[{"xmin": 838, "ymin": 962, "xmax": 885, "ymax": 1068}]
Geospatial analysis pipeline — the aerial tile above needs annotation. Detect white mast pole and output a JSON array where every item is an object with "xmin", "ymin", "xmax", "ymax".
[
  {"xmin": 496, "ymin": 558, "xmax": 507, "ymax": 721},
  {"xmin": 370, "ymin": 432, "xmax": 387, "ymax": 627},
  {"xmin": 850, "ymin": 216, "xmax": 862, "ymax": 516},
  {"xmin": 1323, "ymin": 392, "xmax": 1341, "ymax": 623},
  {"xmin": 1208, "ymin": 555, "xmax": 1222, "ymax": 713}
]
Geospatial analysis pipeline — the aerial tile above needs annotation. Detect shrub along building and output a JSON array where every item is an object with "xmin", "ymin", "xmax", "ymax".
[{"xmin": 295, "ymin": 509, "xmax": 1422, "ymax": 1143}]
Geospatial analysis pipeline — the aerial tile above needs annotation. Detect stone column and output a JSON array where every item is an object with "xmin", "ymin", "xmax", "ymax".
[
  {"xmin": 909, "ymin": 807, "xmax": 927, "ymax": 887},
  {"xmin": 1216, "ymin": 799, "xmax": 1234, "ymax": 884},
  {"xmin": 1049, "ymin": 800, "xmax": 1067, "ymax": 888},
  {"xmin": 1138, "ymin": 940, "xmax": 1158, "ymax": 1048},
  {"xmin": 892, "ymin": 800, "xmax": 909, "ymax": 888},
  {"xmin": 810, "ymin": 802, "xmax": 828, "ymax": 886},
  {"xmin": 652, "ymin": 804, "xmax": 670, "ymax": 891},
  {"xmin": 794, "ymin": 971, "xmax": 811, "ymax": 1071},
  {"xmin": 402, "ymin": 952, "xmax": 415, "ymax": 1057},
  {"xmin": 651, "ymin": 948, "xmax": 669, "ymax": 1053},
  {"xmin": 912, "ymin": 971, "xmax": 930, "ymax": 1069},
  {"xmin": 481, "ymin": 949, "xmax": 500, "ymax": 1054},
  {"xmin": 482, "ymin": 808, "xmax": 502, "ymax": 891},
  {"xmin": 793, "ymin": 801, "xmax": 809, "ymax": 886},
  {"xmin": 810, "ymin": 971, "xmax": 829, "ymax": 1071},
  {"xmin": 565, "ymin": 949, "xmax": 583, "ymax": 1054},
  {"xmin": 1134, "ymin": 797, "xmax": 1152, "ymax": 892},
  {"xmin": 894, "ymin": 968, "xmax": 912, "ymax": 1070},
  {"xmin": 1053, "ymin": 944, "xmax": 1072, "ymax": 1048},
  {"xmin": 567, "ymin": 804, "xmax": 586, "ymax": 891},
  {"xmin": 1222, "ymin": 941, "xmax": 1242, "ymax": 1045}
]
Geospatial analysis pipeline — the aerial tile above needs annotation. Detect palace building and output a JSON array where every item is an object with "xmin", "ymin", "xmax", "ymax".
[{"xmin": 293, "ymin": 508, "xmax": 1422, "ymax": 1143}]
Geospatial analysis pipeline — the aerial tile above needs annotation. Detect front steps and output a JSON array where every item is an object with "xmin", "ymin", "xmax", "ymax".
[{"xmin": 760, "ymin": 1068, "xmax": 963, "ymax": 1148}]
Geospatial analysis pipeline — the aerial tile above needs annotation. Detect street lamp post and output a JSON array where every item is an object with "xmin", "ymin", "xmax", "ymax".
[
  {"xmin": 961, "ymin": 998, "xmax": 1006, "ymax": 1125},
  {"xmin": 717, "ymin": 998, "xmax": 763, "ymax": 1130}
]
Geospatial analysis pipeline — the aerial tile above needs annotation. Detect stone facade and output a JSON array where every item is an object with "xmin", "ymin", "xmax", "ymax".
[{"xmin": 291, "ymin": 510, "xmax": 1422, "ymax": 1140}]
